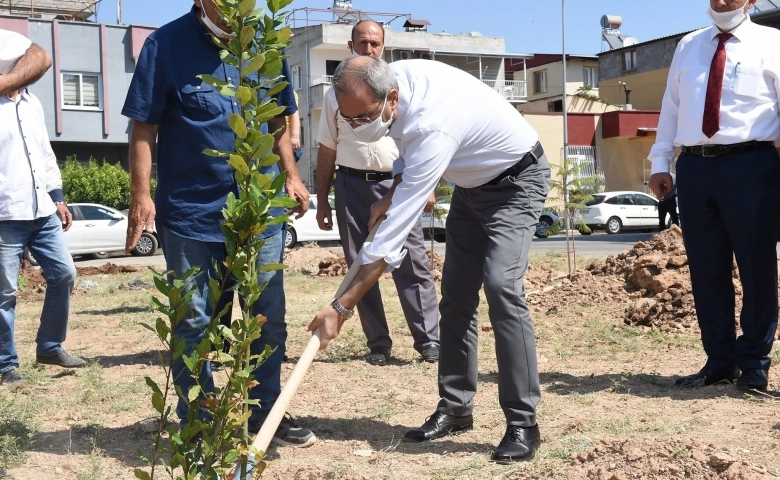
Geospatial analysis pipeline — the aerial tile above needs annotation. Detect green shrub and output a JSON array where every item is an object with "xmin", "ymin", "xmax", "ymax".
[{"xmin": 60, "ymin": 156, "xmax": 157, "ymax": 210}]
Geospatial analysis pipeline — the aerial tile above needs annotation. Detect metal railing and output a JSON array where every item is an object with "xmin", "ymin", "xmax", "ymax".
[
  {"xmin": 309, "ymin": 75, "xmax": 334, "ymax": 87},
  {"xmin": 481, "ymin": 80, "xmax": 527, "ymax": 102}
]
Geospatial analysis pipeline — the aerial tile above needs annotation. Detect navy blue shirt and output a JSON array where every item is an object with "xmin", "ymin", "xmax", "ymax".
[{"xmin": 122, "ymin": 6, "xmax": 297, "ymax": 242}]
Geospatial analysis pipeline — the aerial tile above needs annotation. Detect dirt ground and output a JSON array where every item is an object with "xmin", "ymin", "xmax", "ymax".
[{"xmin": 5, "ymin": 236, "xmax": 780, "ymax": 479}]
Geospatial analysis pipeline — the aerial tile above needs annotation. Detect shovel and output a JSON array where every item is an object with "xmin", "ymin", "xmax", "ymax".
[{"xmin": 227, "ymin": 218, "xmax": 385, "ymax": 479}]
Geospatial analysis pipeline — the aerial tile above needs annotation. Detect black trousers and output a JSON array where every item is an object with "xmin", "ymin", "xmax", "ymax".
[
  {"xmin": 658, "ymin": 195, "xmax": 679, "ymax": 230},
  {"xmin": 676, "ymin": 147, "xmax": 780, "ymax": 372}
]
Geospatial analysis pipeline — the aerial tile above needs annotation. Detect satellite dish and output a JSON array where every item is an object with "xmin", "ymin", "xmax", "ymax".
[
  {"xmin": 623, "ymin": 37, "xmax": 639, "ymax": 47},
  {"xmin": 467, "ymin": 31, "xmax": 483, "ymax": 37}
]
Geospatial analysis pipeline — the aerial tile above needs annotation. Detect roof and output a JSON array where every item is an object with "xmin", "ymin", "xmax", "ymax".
[
  {"xmin": 384, "ymin": 46, "xmax": 532, "ymax": 59},
  {"xmin": 403, "ymin": 19, "xmax": 431, "ymax": 28},
  {"xmin": 525, "ymin": 53, "xmax": 598, "ymax": 69},
  {"xmin": 597, "ymin": 30, "xmax": 695, "ymax": 56},
  {"xmin": 0, "ymin": 0, "xmax": 100, "ymax": 20}
]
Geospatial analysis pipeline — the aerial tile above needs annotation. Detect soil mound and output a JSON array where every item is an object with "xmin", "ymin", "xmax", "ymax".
[
  {"xmin": 568, "ymin": 437, "xmax": 772, "ymax": 480},
  {"xmin": 19, "ymin": 261, "xmax": 139, "ymax": 294},
  {"xmin": 284, "ymin": 243, "xmax": 340, "ymax": 275}
]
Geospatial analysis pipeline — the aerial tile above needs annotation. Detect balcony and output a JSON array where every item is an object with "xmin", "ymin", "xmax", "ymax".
[
  {"xmin": 481, "ymin": 80, "xmax": 527, "ymax": 103},
  {"xmin": 309, "ymin": 76, "xmax": 527, "ymax": 105}
]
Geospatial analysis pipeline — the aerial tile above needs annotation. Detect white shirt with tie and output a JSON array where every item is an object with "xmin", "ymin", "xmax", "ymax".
[
  {"xmin": 361, "ymin": 59, "xmax": 539, "ymax": 267},
  {"xmin": 649, "ymin": 17, "xmax": 780, "ymax": 174}
]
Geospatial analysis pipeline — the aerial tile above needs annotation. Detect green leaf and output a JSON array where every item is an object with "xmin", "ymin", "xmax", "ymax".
[
  {"xmin": 228, "ymin": 114, "xmax": 248, "ymax": 139},
  {"xmin": 144, "ymin": 376, "xmax": 163, "ymax": 397},
  {"xmin": 134, "ymin": 469, "xmax": 152, "ymax": 480},
  {"xmin": 245, "ymin": 53, "xmax": 266, "ymax": 75},
  {"xmin": 260, "ymin": 58, "xmax": 283, "ymax": 78},
  {"xmin": 269, "ymin": 0, "xmax": 281, "ymax": 14},
  {"xmin": 228, "ymin": 154, "xmax": 251, "ymax": 176},
  {"xmin": 152, "ymin": 391, "xmax": 165, "ymax": 414},
  {"xmin": 251, "ymin": 135, "xmax": 275, "ymax": 160},
  {"xmin": 202, "ymin": 148, "xmax": 232, "ymax": 158},
  {"xmin": 258, "ymin": 263, "xmax": 286, "ymax": 272},
  {"xmin": 240, "ymin": 25, "xmax": 256, "ymax": 47},
  {"xmin": 270, "ymin": 195, "xmax": 299, "ymax": 208},
  {"xmin": 239, "ymin": 0, "xmax": 256, "ymax": 16},
  {"xmin": 254, "ymin": 105, "xmax": 287, "ymax": 125},
  {"xmin": 187, "ymin": 385, "xmax": 201, "ymax": 403},
  {"xmin": 235, "ymin": 85, "xmax": 253, "ymax": 106},
  {"xmin": 197, "ymin": 74, "xmax": 230, "ymax": 88},
  {"xmin": 264, "ymin": 80, "xmax": 289, "ymax": 98},
  {"xmin": 277, "ymin": 25, "xmax": 292, "ymax": 44},
  {"xmin": 260, "ymin": 153, "xmax": 280, "ymax": 167}
]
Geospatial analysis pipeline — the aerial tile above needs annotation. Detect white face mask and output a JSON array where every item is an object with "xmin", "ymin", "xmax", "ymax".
[
  {"xmin": 350, "ymin": 45, "xmax": 385, "ymax": 58},
  {"xmin": 200, "ymin": 7, "xmax": 236, "ymax": 39},
  {"xmin": 707, "ymin": 0, "xmax": 750, "ymax": 32},
  {"xmin": 351, "ymin": 94, "xmax": 393, "ymax": 143}
]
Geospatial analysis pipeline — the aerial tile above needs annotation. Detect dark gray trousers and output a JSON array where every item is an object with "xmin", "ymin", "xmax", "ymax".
[
  {"xmin": 437, "ymin": 155, "xmax": 550, "ymax": 427},
  {"xmin": 334, "ymin": 172, "xmax": 439, "ymax": 352}
]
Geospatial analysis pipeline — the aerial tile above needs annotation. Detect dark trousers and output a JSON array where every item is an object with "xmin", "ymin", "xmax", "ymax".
[
  {"xmin": 438, "ymin": 155, "xmax": 550, "ymax": 426},
  {"xmin": 676, "ymin": 147, "xmax": 780, "ymax": 372},
  {"xmin": 658, "ymin": 195, "xmax": 679, "ymax": 230},
  {"xmin": 334, "ymin": 172, "xmax": 439, "ymax": 352}
]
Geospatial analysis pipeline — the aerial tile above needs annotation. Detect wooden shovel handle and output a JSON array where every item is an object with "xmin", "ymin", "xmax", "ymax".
[{"xmin": 247, "ymin": 217, "xmax": 385, "ymax": 454}]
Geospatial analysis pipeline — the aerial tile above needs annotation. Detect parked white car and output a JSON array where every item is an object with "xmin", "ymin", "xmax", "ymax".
[
  {"xmin": 420, "ymin": 201, "xmax": 559, "ymax": 240},
  {"xmin": 285, "ymin": 197, "xmax": 341, "ymax": 248},
  {"xmin": 24, "ymin": 203, "xmax": 158, "ymax": 265},
  {"xmin": 581, "ymin": 191, "xmax": 675, "ymax": 234}
]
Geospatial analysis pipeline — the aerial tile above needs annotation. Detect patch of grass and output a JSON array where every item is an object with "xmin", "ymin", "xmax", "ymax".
[
  {"xmin": 0, "ymin": 392, "xmax": 36, "ymax": 472},
  {"xmin": 539, "ymin": 434, "xmax": 594, "ymax": 462},
  {"xmin": 79, "ymin": 363, "xmax": 107, "ymax": 406},
  {"xmin": 321, "ymin": 327, "xmax": 366, "ymax": 362},
  {"xmin": 16, "ymin": 276, "xmax": 28, "ymax": 294},
  {"xmin": 529, "ymin": 251, "xmax": 603, "ymax": 272},
  {"xmin": 75, "ymin": 437, "xmax": 106, "ymax": 480}
]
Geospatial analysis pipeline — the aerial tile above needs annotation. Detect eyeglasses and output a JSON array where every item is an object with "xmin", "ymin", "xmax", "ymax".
[{"xmin": 336, "ymin": 98, "xmax": 384, "ymax": 127}]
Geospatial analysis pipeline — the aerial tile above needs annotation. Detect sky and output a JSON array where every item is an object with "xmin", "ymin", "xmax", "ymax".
[{"xmin": 94, "ymin": 1, "xmax": 739, "ymax": 55}]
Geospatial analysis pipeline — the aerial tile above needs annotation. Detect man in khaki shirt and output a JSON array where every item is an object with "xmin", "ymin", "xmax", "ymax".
[{"xmin": 315, "ymin": 20, "xmax": 439, "ymax": 366}]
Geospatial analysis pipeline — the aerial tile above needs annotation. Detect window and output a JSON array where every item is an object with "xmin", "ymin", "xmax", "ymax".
[
  {"xmin": 78, "ymin": 205, "xmax": 116, "ymax": 221},
  {"xmin": 583, "ymin": 67, "xmax": 598, "ymax": 88},
  {"xmin": 548, "ymin": 99, "xmax": 563, "ymax": 112},
  {"xmin": 634, "ymin": 194, "xmax": 658, "ymax": 206},
  {"xmin": 533, "ymin": 70, "xmax": 547, "ymax": 94},
  {"xmin": 326, "ymin": 60, "xmax": 341, "ymax": 76},
  {"xmin": 617, "ymin": 194, "xmax": 635, "ymax": 205},
  {"xmin": 291, "ymin": 64, "xmax": 302, "ymax": 90},
  {"xmin": 623, "ymin": 50, "xmax": 637, "ymax": 71},
  {"xmin": 62, "ymin": 72, "xmax": 101, "ymax": 109}
]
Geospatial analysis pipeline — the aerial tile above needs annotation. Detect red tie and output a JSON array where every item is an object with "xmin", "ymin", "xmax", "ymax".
[{"xmin": 702, "ymin": 33, "xmax": 733, "ymax": 138}]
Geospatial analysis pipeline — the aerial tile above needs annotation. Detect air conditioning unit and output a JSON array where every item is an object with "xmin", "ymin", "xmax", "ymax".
[{"xmin": 397, "ymin": 50, "xmax": 413, "ymax": 60}]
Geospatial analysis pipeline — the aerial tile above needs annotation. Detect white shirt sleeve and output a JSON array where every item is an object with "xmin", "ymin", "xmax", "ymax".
[
  {"xmin": 316, "ymin": 89, "xmax": 338, "ymax": 150},
  {"xmin": 0, "ymin": 29, "xmax": 33, "ymax": 75},
  {"xmin": 648, "ymin": 40, "xmax": 684, "ymax": 174},
  {"xmin": 361, "ymin": 130, "xmax": 459, "ymax": 268}
]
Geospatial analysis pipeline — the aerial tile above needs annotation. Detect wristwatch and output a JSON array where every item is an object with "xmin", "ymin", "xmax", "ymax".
[
  {"xmin": 331, "ymin": 298, "xmax": 354, "ymax": 319},
  {"xmin": 54, "ymin": 201, "xmax": 66, "ymax": 206}
]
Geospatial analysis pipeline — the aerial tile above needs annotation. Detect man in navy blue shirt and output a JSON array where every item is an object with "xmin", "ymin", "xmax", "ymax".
[{"xmin": 121, "ymin": 0, "xmax": 315, "ymax": 446}]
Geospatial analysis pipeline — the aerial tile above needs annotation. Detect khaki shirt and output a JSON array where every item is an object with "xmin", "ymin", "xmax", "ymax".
[{"xmin": 316, "ymin": 88, "xmax": 398, "ymax": 172}]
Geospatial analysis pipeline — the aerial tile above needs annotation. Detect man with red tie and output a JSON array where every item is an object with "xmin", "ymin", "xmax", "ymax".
[{"xmin": 649, "ymin": 0, "xmax": 779, "ymax": 393}]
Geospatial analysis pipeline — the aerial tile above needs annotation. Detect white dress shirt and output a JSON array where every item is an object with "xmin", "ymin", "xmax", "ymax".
[
  {"xmin": 0, "ymin": 90, "xmax": 60, "ymax": 221},
  {"xmin": 316, "ymin": 88, "xmax": 399, "ymax": 171},
  {"xmin": 361, "ymin": 59, "xmax": 539, "ymax": 267},
  {"xmin": 0, "ymin": 29, "xmax": 32, "ymax": 75},
  {"xmin": 649, "ymin": 17, "xmax": 780, "ymax": 174}
]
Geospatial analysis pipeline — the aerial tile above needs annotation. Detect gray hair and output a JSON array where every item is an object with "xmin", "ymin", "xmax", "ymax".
[{"xmin": 332, "ymin": 56, "xmax": 398, "ymax": 103}]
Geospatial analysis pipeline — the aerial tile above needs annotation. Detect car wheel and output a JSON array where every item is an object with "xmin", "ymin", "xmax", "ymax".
[
  {"xmin": 534, "ymin": 216, "xmax": 555, "ymax": 238},
  {"xmin": 285, "ymin": 228, "xmax": 297, "ymax": 249},
  {"xmin": 92, "ymin": 252, "xmax": 111, "ymax": 259},
  {"xmin": 131, "ymin": 232, "xmax": 158, "ymax": 256},
  {"xmin": 606, "ymin": 217, "xmax": 623, "ymax": 234},
  {"xmin": 23, "ymin": 248, "xmax": 39, "ymax": 266}
]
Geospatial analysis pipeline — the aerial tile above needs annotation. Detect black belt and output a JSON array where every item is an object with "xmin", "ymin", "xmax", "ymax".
[
  {"xmin": 484, "ymin": 142, "xmax": 544, "ymax": 186},
  {"xmin": 681, "ymin": 141, "xmax": 774, "ymax": 157},
  {"xmin": 337, "ymin": 166, "xmax": 392, "ymax": 182}
]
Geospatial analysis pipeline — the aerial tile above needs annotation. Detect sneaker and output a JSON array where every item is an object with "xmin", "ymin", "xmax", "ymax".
[
  {"xmin": 36, "ymin": 350, "xmax": 87, "ymax": 368},
  {"xmin": 271, "ymin": 413, "xmax": 316, "ymax": 447},
  {"xmin": 365, "ymin": 347, "xmax": 391, "ymax": 366},
  {"xmin": 1, "ymin": 369, "xmax": 26, "ymax": 391},
  {"xmin": 420, "ymin": 344, "xmax": 440, "ymax": 363}
]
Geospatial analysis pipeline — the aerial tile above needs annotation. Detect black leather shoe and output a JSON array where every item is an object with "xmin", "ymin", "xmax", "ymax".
[
  {"xmin": 674, "ymin": 365, "xmax": 740, "ymax": 387},
  {"xmin": 366, "ymin": 347, "xmax": 391, "ymax": 366},
  {"xmin": 737, "ymin": 369, "xmax": 769, "ymax": 392},
  {"xmin": 420, "ymin": 344, "xmax": 440, "ymax": 363},
  {"xmin": 403, "ymin": 411, "xmax": 473, "ymax": 442},
  {"xmin": 491, "ymin": 424, "xmax": 541, "ymax": 463}
]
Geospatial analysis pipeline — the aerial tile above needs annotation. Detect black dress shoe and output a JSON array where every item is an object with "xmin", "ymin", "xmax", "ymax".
[
  {"xmin": 366, "ymin": 347, "xmax": 391, "ymax": 366},
  {"xmin": 403, "ymin": 411, "xmax": 473, "ymax": 442},
  {"xmin": 491, "ymin": 424, "xmax": 541, "ymax": 463},
  {"xmin": 737, "ymin": 369, "xmax": 769, "ymax": 392},
  {"xmin": 674, "ymin": 365, "xmax": 740, "ymax": 387},
  {"xmin": 420, "ymin": 344, "xmax": 440, "ymax": 363}
]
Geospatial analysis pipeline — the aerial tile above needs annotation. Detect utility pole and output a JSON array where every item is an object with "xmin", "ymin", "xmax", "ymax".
[{"xmin": 561, "ymin": 0, "xmax": 574, "ymax": 275}]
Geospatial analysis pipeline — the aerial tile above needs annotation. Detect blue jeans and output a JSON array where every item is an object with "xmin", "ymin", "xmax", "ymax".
[
  {"xmin": 158, "ymin": 226, "xmax": 287, "ymax": 431},
  {"xmin": 0, "ymin": 214, "xmax": 77, "ymax": 373}
]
